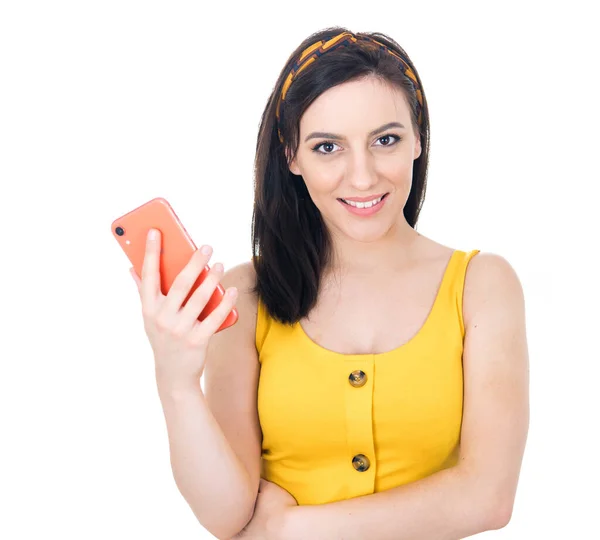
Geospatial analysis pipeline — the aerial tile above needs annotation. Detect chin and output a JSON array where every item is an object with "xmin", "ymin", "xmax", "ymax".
[{"xmin": 339, "ymin": 221, "xmax": 393, "ymax": 243}]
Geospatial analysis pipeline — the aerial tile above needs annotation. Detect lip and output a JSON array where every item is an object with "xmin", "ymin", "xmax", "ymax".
[
  {"xmin": 338, "ymin": 193, "xmax": 387, "ymax": 203},
  {"xmin": 338, "ymin": 193, "xmax": 389, "ymax": 217}
]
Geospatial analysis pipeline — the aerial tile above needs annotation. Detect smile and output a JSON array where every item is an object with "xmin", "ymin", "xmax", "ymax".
[
  {"xmin": 338, "ymin": 193, "xmax": 389, "ymax": 216},
  {"xmin": 339, "ymin": 194, "xmax": 385, "ymax": 208}
]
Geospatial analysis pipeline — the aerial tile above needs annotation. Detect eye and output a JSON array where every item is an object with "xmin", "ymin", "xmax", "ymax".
[
  {"xmin": 374, "ymin": 134, "xmax": 401, "ymax": 147},
  {"xmin": 312, "ymin": 141, "xmax": 341, "ymax": 155}
]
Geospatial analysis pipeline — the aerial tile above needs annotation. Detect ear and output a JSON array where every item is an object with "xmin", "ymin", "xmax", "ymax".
[
  {"xmin": 285, "ymin": 147, "xmax": 302, "ymax": 176},
  {"xmin": 413, "ymin": 130, "xmax": 422, "ymax": 160}
]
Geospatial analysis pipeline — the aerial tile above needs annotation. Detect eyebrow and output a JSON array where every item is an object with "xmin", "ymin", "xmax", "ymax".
[{"xmin": 304, "ymin": 121, "xmax": 406, "ymax": 143}]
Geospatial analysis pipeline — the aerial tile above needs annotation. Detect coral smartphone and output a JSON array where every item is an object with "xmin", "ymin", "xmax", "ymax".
[{"xmin": 110, "ymin": 197, "xmax": 238, "ymax": 333}]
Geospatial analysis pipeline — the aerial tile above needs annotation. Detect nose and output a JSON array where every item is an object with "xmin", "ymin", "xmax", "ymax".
[{"xmin": 346, "ymin": 149, "xmax": 378, "ymax": 191}]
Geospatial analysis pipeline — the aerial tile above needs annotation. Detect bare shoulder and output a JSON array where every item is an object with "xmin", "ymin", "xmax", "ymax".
[
  {"xmin": 463, "ymin": 251, "xmax": 525, "ymax": 329},
  {"xmin": 220, "ymin": 259, "xmax": 257, "ymax": 294},
  {"xmin": 219, "ymin": 260, "xmax": 259, "ymax": 335},
  {"xmin": 204, "ymin": 260, "xmax": 259, "ymax": 367}
]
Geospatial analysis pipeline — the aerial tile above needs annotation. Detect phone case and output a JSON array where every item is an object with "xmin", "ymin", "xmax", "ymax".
[{"xmin": 111, "ymin": 197, "xmax": 238, "ymax": 333}]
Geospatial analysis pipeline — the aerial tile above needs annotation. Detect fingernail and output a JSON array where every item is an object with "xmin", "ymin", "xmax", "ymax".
[
  {"xmin": 148, "ymin": 229, "xmax": 157, "ymax": 240},
  {"xmin": 201, "ymin": 245, "xmax": 212, "ymax": 255}
]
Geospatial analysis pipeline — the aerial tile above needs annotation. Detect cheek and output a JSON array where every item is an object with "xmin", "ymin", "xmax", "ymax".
[
  {"xmin": 302, "ymin": 164, "xmax": 342, "ymax": 197},
  {"xmin": 380, "ymin": 152, "xmax": 411, "ymax": 174},
  {"xmin": 380, "ymin": 158, "xmax": 413, "ymax": 191}
]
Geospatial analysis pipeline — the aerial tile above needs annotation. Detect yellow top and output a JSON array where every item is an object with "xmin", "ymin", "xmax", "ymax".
[{"xmin": 255, "ymin": 248, "xmax": 480, "ymax": 505}]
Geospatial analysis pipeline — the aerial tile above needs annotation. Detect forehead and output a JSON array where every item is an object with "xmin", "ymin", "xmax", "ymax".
[{"xmin": 299, "ymin": 77, "xmax": 410, "ymax": 134}]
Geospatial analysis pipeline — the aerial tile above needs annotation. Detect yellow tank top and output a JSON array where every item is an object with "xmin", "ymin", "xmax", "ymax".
[{"xmin": 255, "ymin": 248, "xmax": 480, "ymax": 505}]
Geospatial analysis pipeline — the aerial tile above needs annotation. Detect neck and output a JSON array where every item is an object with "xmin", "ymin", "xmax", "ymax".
[{"xmin": 326, "ymin": 218, "xmax": 422, "ymax": 276}]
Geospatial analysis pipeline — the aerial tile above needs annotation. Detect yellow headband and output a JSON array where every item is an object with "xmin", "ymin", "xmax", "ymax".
[{"xmin": 275, "ymin": 32, "xmax": 423, "ymax": 143}]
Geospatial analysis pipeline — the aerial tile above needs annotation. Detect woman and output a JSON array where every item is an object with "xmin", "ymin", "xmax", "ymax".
[{"xmin": 130, "ymin": 27, "xmax": 529, "ymax": 539}]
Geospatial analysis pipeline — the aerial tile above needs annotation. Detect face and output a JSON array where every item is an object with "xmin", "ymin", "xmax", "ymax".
[{"xmin": 288, "ymin": 76, "xmax": 421, "ymax": 243}]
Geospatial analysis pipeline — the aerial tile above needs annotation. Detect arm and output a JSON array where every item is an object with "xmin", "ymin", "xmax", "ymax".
[
  {"xmin": 272, "ymin": 252, "xmax": 530, "ymax": 540},
  {"xmin": 158, "ymin": 262, "xmax": 262, "ymax": 540}
]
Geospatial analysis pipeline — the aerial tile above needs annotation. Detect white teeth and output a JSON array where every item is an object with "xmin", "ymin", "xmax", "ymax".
[{"xmin": 341, "ymin": 195, "xmax": 384, "ymax": 208}]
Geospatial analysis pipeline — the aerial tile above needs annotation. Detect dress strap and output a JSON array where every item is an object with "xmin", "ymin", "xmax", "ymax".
[
  {"xmin": 255, "ymin": 296, "xmax": 272, "ymax": 359},
  {"xmin": 454, "ymin": 249, "xmax": 481, "ymax": 338}
]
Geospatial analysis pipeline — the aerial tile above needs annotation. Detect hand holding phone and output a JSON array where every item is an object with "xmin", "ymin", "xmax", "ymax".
[
  {"xmin": 111, "ymin": 197, "xmax": 239, "ymax": 386},
  {"xmin": 130, "ymin": 228, "xmax": 238, "ymax": 386}
]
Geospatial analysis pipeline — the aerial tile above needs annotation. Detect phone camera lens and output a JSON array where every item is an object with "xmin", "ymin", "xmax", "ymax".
[{"xmin": 115, "ymin": 226, "xmax": 125, "ymax": 236}]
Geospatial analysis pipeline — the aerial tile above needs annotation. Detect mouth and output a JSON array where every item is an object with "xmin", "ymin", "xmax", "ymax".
[
  {"xmin": 337, "ymin": 193, "xmax": 389, "ymax": 208},
  {"xmin": 337, "ymin": 193, "xmax": 390, "ymax": 216}
]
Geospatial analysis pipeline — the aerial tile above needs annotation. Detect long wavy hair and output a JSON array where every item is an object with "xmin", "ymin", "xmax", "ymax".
[{"xmin": 251, "ymin": 26, "xmax": 431, "ymax": 325}]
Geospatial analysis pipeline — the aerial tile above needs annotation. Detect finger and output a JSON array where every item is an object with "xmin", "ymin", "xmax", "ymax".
[
  {"xmin": 190, "ymin": 285, "xmax": 238, "ymax": 343},
  {"xmin": 161, "ymin": 245, "xmax": 213, "ymax": 316},
  {"xmin": 173, "ymin": 260, "xmax": 224, "ymax": 333},
  {"xmin": 129, "ymin": 267, "xmax": 141, "ymax": 294},
  {"xmin": 140, "ymin": 229, "xmax": 161, "ymax": 309}
]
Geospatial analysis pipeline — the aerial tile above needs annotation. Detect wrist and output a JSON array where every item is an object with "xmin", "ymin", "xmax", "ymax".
[{"xmin": 155, "ymin": 373, "xmax": 202, "ymax": 400}]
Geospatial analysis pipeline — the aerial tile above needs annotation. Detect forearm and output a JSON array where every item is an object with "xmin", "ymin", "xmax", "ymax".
[
  {"xmin": 157, "ymin": 378, "xmax": 256, "ymax": 539},
  {"xmin": 277, "ymin": 465, "xmax": 504, "ymax": 540}
]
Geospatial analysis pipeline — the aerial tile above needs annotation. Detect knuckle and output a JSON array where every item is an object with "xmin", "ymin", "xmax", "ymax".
[
  {"xmin": 179, "ymin": 265, "xmax": 224, "ymax": 315},
  {"xmin": 170, "ymin": 326, "xmax": 187, "ymax": 340},
  {"xmin": 198, "ymin": 273, "xmax": 220, "ymax": 297},
  {"xmin": 172, "ymin": 273, "xmax": 195, "ymax": 294},
  {"xmin": 185, "ymin": 331, "xmax": 206, "ymax": 348},
  {"xmin": 221, "ymin": 289, "xmax": 236, "ymax": 306},
  {"xmin": 141, "ymin": 306, "xmax": 158, "ymax": 322},
  {"xmin": 215, "ymin": 297, "xmax": 230, "ymax": 313},
  {"xmin": 207, "ymin": 267, "xmax": 224, "ymax": 287},
  {"xmin": 194, "ymin": 249, "xmax": 210, "ymax": 268},
  {"xmin": 188, "ymin": 292, "xmax": 211, "ymax": 315},
  {"xmin": 154, "ymin": 315, "xmax": 171, "ymax": 332},
  {"xmin": 205, "ymin": 277, "xmax": 221, "ymax": 295},
  {"xmin": 173, "ymin": 260, "xmax": 206, "ymax": 293}
]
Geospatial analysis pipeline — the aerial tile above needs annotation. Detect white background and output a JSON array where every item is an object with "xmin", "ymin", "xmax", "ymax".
[{"xmin": 1, "ymin": 1, "xmax": 598, "ymax": 538}]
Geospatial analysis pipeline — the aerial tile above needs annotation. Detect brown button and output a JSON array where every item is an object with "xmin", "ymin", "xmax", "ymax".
[
  {"xmin": 349, "ymin": 370, "xmax": 367, "ymax": 387},
  {"xmin": 352, "ymin": 454, "xmax": 370, "ymax": 472}
]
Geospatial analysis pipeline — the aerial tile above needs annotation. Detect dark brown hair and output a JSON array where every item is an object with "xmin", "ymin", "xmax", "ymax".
[{"xmin": 251, "ymin": 26, "xmax": 431, "ymax": 325}]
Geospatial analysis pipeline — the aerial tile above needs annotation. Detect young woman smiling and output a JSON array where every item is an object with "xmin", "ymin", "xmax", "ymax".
[{"xmin": 131, "ymin": 27, "xmax": 529, "ymax": 540}]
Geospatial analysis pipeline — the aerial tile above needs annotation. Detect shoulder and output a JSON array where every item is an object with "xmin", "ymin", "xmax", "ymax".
[
  {"xmin": 462, "ymin": 251, "xmax": 525, "ymax": 329},
  {"xmin": 221, "ymin": 259, "xmax": 257, "ymax": 292},
  {"xmin": 220, "ymin": 260, "xmax": 259, "ymax": 334}
]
